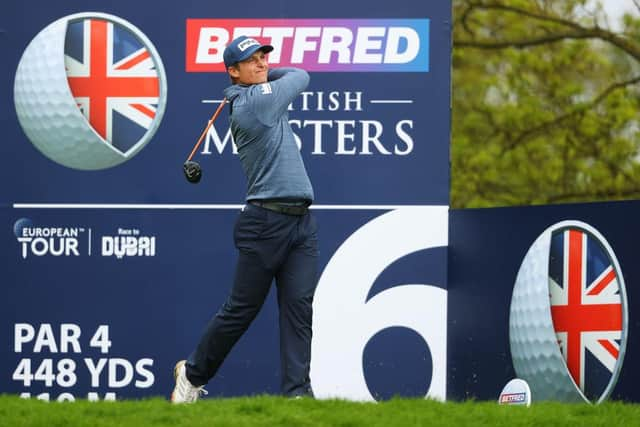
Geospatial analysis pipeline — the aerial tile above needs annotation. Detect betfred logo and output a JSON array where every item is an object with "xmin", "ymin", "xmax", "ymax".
[
  {"xmin": 499, "ymin": 393, "xmax": 526, "ymax": 404},
  {"xmin": 186, "ymin": 19, "xmax": 429, "ymax": 72},
  {"xmin": 498, "ymin": 379, "xmax": 531, "ymax": 406}
]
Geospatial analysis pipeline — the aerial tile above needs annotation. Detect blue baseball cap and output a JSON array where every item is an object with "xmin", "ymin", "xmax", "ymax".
[{"xmin": 223, "ymin": 36, "xmax": 274, "ymax": 68}]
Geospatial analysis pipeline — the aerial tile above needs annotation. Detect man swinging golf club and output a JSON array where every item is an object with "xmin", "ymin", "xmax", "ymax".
[{"xmin": 172, "ymin": 35, "xmax": 319, "ymax": 402}]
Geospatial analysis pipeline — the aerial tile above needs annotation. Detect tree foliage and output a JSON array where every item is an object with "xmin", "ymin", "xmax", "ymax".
[{"xmin": 452, "ymin": 0, "xmax": 640, "ymax": 208}]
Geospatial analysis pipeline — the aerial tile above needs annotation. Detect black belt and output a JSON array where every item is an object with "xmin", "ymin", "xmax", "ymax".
[{"xmin": 248, "ymin": 200, "xmax": 309, "ymax": 216}]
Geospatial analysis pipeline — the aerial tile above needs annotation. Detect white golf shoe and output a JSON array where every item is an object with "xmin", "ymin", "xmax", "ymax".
[{"xmin": 171, "ymin": 360, "xmax": 207, "ymax": 403}]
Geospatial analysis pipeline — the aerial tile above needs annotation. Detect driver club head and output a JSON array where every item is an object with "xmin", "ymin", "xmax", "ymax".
[{"xmin": 183, "ymin": 160, "xmax": 202, "ymax": 183}]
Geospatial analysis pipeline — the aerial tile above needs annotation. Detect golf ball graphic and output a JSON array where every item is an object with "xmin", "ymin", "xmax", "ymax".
[
  {"xmin": 13, "ymin": 218, "xmax": 34, "ymax": 238},
  {"xmin": 14, "ymin": 12, "xmax": 167, "ymax": 170},
  {"xmin": 509, "ymin": 221, "xmax": 628, "ymax": 403}
]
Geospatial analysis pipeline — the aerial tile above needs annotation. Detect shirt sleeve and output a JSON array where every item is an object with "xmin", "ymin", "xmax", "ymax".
[{"xmin": 249, "ymin": 67, "xmax": 310, "ymax": 126}]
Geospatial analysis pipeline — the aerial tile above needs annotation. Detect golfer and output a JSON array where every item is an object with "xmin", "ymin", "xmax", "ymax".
[{"xmin": 172, "ymin": 35, "xmax": 318, "ymax": 402}]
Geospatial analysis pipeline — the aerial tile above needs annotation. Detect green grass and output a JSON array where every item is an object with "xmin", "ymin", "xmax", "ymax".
[{"xmin": 0, "ymin": 395, "xmax": 639, "ymax": 427}]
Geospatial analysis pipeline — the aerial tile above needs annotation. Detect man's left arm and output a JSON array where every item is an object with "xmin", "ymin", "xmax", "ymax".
[{"xmin": 252, "ymin": 67, "xmax": 309, "ymax": 125}]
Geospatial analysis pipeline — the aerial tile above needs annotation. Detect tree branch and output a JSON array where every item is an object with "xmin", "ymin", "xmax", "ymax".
[
  {"xmin": 456, "ymin": 31, "xmax": 596, "ymax": 49},
  {"xmin": 457, "ymin": 3, "xmax": 477, "ymax": 37},
  {"xmin": 502, "ymin": 75, "xmax": 640, "ymax": 152},
  {"xmin": 465, "ymin": 1, "xmax": 590, "ymax": 31},
  {"xmin": 456, "ymin": 1, "xmax": 640, "ymax": 61}
]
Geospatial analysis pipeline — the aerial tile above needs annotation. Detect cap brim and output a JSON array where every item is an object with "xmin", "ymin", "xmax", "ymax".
[{"xmin": 238, "ymin": 44, "xmax": 274, "ymax": 63}]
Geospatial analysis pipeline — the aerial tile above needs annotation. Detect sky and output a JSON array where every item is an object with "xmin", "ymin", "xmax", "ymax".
[{"xmin": 599, "ymin": 0, "xmax": 639, "ymax": 29}]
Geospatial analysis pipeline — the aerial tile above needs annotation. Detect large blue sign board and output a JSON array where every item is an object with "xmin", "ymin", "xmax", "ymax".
[{"xmin": 1, "ymin": 0, "xmax": 451, "ymax": 401}]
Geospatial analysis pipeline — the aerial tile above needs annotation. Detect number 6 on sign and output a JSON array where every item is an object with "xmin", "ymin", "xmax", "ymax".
[{"xmin": 311, "ymin": 207, "xmax": 448, "ymax": 401}]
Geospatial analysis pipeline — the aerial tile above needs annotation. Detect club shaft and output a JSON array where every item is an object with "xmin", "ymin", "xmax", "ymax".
[{"xmin": 186, "ymin": 98, "xmax": 227, "ymax": 162}]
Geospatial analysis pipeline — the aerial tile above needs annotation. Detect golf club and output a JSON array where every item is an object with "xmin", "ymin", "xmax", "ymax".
[{"xmin": 183, "ymin": 98, "xmax": 227, "ymax": 183}]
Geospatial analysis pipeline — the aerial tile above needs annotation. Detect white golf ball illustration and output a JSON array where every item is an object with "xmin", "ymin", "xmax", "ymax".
[
  {"xmin": 509, "ymin": 220, "xmax": 628, "ymax": 403},
  {"xmin": 14, "ymin": 12, "xmax": 167, "ymax": 170}
]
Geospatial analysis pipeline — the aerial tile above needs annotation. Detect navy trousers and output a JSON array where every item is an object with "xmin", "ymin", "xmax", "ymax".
[{"xmin": 185, "ymin": 203, "xmax": 319, "ymax": 396}]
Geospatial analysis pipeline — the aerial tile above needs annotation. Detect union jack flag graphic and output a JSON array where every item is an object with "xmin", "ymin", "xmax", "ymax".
[
  {"xmin": 64, "ymin": 18, "xmax": 160, "ymax": 153},
  {"xmin": 549, "ymin": 228, "xmax": 623, "ymax": 401}
]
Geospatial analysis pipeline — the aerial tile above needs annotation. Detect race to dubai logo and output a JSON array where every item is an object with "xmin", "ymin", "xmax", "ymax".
[
  {"xmin": 509, "ymin": 220, "xmax": 628, "ymax": 403},
  {"xmin": 14, "ymin": 12, "xmax": 167, "ymax": 170}
]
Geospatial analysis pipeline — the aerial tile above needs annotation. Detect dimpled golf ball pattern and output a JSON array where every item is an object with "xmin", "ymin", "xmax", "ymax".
[
  {"xmin": 14, "ymin": 15, "xmax": 151, "ymax": 170},
  {"xmin": 509, "ymin": 229, "xmax": 586, "ymax": 402}
]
